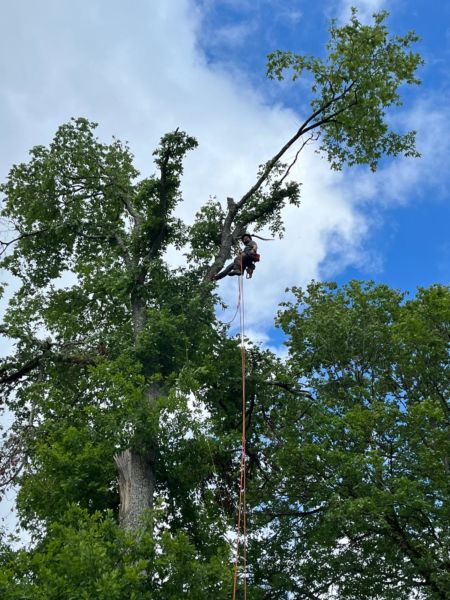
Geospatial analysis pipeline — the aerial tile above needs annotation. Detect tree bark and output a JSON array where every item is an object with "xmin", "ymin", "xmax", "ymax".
[
  {"xmin": 114, "ymin": 381, "xmax": 160, "ymax": 531},
  {"xmin": 114, "ymin": 448, "xmax": 155, "ymax": 531},
  {"xmin": 116, "ymin": 279, "xmax": 160, "ymax": 531}
]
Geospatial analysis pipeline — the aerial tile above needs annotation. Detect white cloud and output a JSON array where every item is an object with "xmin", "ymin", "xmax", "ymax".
[
  {"xmin": 331, "ymin": 0, "xmax": 388, "ymax": 23},
  {"xmin": 205, "ymin": 21, "xmax": 257, "ymax": 47}
]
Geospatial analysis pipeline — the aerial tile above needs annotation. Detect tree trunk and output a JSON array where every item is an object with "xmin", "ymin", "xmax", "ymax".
[
  {"xmin": 117, "ymin": 282, "xmax": 160, "ymax": 532},
  {"xmin": 114, "ymin": 448, "xmax": 155, "ymax": 531}
]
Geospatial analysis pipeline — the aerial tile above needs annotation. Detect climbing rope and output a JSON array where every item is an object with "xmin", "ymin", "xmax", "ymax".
[
  {"xmin": 232, "ymin": 258, "xmax": 248, "ymax": 600},
  {"xmin": 220, "ymin": 295, "xmax": 241, "ymax": 327}
]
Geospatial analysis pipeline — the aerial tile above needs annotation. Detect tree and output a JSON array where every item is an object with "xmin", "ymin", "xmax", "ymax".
[
  {"xmin": 251, "ymin": 281, "xmax": 450, "ymax": 599},
  {"xmin": 0, "ymin": 9, "xmax": 439, "ymax": 600}
]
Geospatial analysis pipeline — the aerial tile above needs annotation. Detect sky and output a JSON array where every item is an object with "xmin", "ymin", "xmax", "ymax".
[{"xmin": 1, "ymin": 0, "xmax": 449, "ymax": 533}]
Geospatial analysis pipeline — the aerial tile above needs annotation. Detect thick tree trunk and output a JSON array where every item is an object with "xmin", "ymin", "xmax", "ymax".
[
  {"xmin": 116, "ymin": 285, "xmax": 160, "ymax": 532},
  {"xmin": 114, "ymin": 448, "xmax": 155, "ymax": 530},
  {"xmin": 114, "ymin": 381, "xmax": 160, "ymax": 531}
]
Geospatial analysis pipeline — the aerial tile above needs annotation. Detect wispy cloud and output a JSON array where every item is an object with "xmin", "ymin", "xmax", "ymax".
[
  {"xmin": 210, "ymin": 21, "xmax": 257, "ymax": 47},
  {"xmin": 330, "ymin": 0, "xmax": 388, "ymax": 23}
]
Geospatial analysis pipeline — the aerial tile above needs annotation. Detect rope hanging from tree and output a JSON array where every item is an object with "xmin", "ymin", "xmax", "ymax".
[{"xmin": 232, "ymin": 256, "xmax": 248, "ymax": 599}]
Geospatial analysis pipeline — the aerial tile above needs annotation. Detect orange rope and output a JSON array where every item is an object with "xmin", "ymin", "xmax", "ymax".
[{"xmin": 232, "ymin": 257, "xmax": 248, "ymax": 599}]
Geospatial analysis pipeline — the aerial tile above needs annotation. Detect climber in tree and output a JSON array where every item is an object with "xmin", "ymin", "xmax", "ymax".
[{"xmin": 214, "ymin": 233, "xmax": 260, "ymax": 280}]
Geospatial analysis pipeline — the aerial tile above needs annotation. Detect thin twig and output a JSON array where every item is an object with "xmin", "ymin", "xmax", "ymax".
[{"xmin": 278, "ymin": 132, "xmax": 319, "ymax": 185}]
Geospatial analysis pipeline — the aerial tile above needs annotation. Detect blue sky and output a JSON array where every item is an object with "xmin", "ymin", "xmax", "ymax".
[{"xmin": 0, "ymin": 0, "xmax": 449, "ymax": 539}]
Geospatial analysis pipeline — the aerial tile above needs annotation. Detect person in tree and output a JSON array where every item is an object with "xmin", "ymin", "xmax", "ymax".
[{"xmin": 214, "ymin": 233, "xmax": 259, "ymax": 280}]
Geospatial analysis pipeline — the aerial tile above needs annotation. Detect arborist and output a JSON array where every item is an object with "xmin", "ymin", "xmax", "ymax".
[{"xmin": 214, "ymin": 233, "xmax": 260, "ymax": 280}]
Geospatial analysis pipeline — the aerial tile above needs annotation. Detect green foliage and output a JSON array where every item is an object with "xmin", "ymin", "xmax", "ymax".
[
  {"xmin": 1, "ymin": 118, "xmax": 136, "ymax": 286},
  {"xmin": 267, "ymin": 9, "xmax": 422, "ymax": 170},
  {"xmin": 16, "ymin": 424, "xmax": 119, "ymax": 529},
  {"xmin": 188, "ymin": 198, "xmax": 225, "ymax": 264},
  {"xmin": 0, "ymin": 507, "xmax": 231, "ymax": 599},
  {"xmin": 248, "ymin": 281, "xmax": 449, "ymax": 598}
]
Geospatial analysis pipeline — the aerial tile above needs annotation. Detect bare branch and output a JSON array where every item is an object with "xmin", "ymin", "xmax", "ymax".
[
  {"xmin": 204, "ymin": 197, "xmax": 239, "ymax": 282},
  {"xmin": 278, "ymin": 132, "xmax": 319, "ymax": 186}
]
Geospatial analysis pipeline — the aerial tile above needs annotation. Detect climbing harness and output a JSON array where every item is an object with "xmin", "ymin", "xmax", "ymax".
[
  {"xmin": 232, "ymin": 256, "xmax": 248, "ymax": 600},
  {"xmin": 245, "ymin": 252, "xmax": 260, "ymax": 279}
]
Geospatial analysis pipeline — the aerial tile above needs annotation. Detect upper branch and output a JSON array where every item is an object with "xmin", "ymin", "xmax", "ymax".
[
  {"xmin": 235, "ymin": 81, "xmax": 355, "ymax": 210},
  {"xmin": 205, "ymin": 83, "xmax": 356, "ymax": 280}
]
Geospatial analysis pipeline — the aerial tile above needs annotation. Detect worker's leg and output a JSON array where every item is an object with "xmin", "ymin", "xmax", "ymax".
[
  {"xmin": 228, "ymin": 256, "xmax": 243, "ymax": 276},
  {"xmin": 213, "ymin": 262, "xmax": 235, "ymax": 280}
]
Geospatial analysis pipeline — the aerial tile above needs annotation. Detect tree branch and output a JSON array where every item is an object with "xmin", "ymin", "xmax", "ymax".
[
  {"xmin": 205, "ymin": 82, "xmax": 356, "ymax": 280},
  {"xmin": 259, "ymin": 506, "xmax": 323, "ymax": 521},
  {"xmin": 0, "ymin": 227, "xmax": 50, "ymax": 257},
  {"xmin": 0, "ymin": 339, "xmax": 100, "ymax": 394},
  {"xmin": 385, "ymin": 511, "xmax": 448, "ymax": 598},
  {"xmin": 278, "ymin": 132, "xmax": 319, "ymax": 186},
  {"xmin": 118, "ymin": 192, "xmax": 144, "ymax": 229},
  {"xmin": 236, "ymin": 81, "xmax": 355, "ymax": 210},
  {"xmin": 263, "ymin": 380, "xmax": 315, "ymax": 402},
  {"xmin": 0, "ymin": 431, "xmax": 28, "ymax": 498}
]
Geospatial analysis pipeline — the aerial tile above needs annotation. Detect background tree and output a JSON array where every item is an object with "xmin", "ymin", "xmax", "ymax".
[
  {"xmin": 0, "ymin": 9, "xmax": 441, "ymax": 600},
  {"xmin": 250, "ymin": 281, "xmax": 449, "ymax": 599}
]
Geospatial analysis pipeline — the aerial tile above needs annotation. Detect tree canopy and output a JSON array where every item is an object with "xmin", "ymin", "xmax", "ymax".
[{"xmin": 1, "ymin": 9, "xmax": 448, "ymax": 600}]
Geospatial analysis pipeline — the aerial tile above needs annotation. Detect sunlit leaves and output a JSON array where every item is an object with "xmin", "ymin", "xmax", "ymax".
[{"xmin": 267, "ymin": 9, "xmax": 422, "ymax": 171}]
